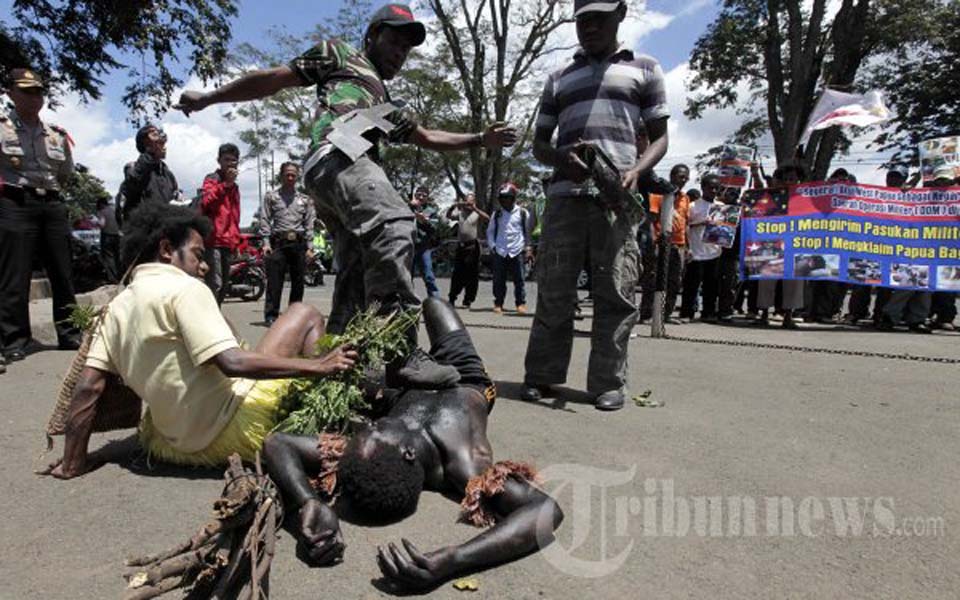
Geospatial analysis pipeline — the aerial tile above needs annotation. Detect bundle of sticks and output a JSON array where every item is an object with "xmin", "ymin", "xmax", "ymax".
[{"xmin": 123, "ymin": 454, "xmax": 283, "ymax": 599}]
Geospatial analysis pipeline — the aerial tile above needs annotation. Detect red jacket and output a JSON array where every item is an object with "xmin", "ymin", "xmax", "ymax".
[{"xmin": 201, "ymin": 171, "xmax": 241, "ymax": 249}]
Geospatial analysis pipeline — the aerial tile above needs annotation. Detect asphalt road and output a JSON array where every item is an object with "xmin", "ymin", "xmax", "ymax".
[{"xmin": 1, "ymin": 281, "xmax": 958, "ymax": 599}]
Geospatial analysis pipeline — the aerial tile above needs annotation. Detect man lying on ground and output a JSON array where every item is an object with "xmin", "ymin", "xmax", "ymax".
[
  {"xmin": 40, "ymin": 204, "xmax": 357, "ymax": 478},
  {"xmin": 263, "ymin": 297, "xmax": 564, "ymax": 592}
]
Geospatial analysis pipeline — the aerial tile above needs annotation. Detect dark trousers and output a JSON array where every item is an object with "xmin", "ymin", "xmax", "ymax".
[
  {"xmin": 492, "ymin": 253, "xmax": 525, "ymax": 307},
  {"xmin": 847, "ymin": 285, "xmax": 872, "ymax": 320},
  {"xmin": 717, "ymin": 253, "xmax": 740, "ymax": 317},
  {"xmin": 848, "ymin": 286, "xmax": 892, "ymax": 322},
  {"xmin": 931, "ymin": 292, "xmax": 958, "ymax": 324},
  {"xmin": 680, "ymin": 257, "xmax": 720, "ymax": 318},
  {"xmin": 100, "ymin": 231, "xmax": 121, "ymax": 283},
  {"xmin": 448, "ymin": 240, "xmax": 480, "ymax": 306},
  {"xmin": 0, "ymin": 195, "xmax": 79, "ymax": 352},
  {"xmin": 265, "ymin": 241, "xmax": 306, "ymax": 320},
  {"xmin": 736, "ymin": 280, "xmax": 759, "ymax": 313},
  {"xmin": 204, "ymin": 247, "xmax": 231, "ymax": 305},
  {"xmin": 808, "ymin": 281, "xmax": 846, "ymax": 319},
  {"xmin": 640, "ymin": 245, "xmax": 685, "ymax": 319}
]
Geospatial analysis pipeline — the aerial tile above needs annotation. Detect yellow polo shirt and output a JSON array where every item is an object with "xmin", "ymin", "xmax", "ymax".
[{"xmin": 86, "ymin": 263, "xmax": 254, "ymax": 453}]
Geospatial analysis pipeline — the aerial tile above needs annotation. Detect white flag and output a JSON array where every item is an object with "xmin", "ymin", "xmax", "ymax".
[{"xmin": 800, "ymin": 89, "xmax": 891, "ymax": 144}]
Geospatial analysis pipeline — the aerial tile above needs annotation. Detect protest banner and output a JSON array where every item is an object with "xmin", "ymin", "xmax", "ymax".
[
  {"xmin": 718, "ymin": 144, "xmax": 754, "ymax": 188},
  {"xmin": 740, "ymin": 182, "xmax": 960, "ymax": 291},
  {"xmin": 702, "ymin": 204, "xmax": 742, "ymax": 248},
  {"xmin": 919, "ymin": 136, "xmax": 960, "ymax": 183}
]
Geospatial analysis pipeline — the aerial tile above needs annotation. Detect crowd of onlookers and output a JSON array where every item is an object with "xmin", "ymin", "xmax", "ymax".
[{"xmin": 405, "ymin": 160, "xmax": 960, "ymax": 336}]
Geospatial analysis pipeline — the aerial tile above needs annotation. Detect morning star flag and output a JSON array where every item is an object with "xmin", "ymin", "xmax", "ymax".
[
  {"xmin": 799, "ymin": 90, "xmax": 891, "ymax": 144},
  {"xmin": 740, "ymin": 183, "xmax": 960, "ymax": 291}
]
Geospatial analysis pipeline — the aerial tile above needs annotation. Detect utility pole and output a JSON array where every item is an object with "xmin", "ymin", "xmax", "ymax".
[{"xmin": 253, "ymin": 106, "xmax": 263, "ymax": 205}]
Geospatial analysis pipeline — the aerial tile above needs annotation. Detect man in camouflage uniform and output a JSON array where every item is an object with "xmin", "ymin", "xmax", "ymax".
[
  {"xmin": 175, "ymin": 3, "xmax": 517, "ymax": 388},
  {"xmin": 0, "ymin": 69, "xmax": 82, "ymax": 370},
  {"xmin": 521, "ymin": 1, "xmax": 670, "ymax": 411}
]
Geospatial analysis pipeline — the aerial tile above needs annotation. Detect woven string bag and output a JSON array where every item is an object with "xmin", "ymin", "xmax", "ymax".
[{"xmin": 45, "ymin": 295, "xmax": 142, "ymax": 450}]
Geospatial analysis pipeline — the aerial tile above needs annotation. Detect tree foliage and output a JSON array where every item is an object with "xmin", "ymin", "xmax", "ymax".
[
  {"xmin": 865, "ymin": 0, "xmax": 960, "ymax": 152},
  {"xmin": 423, "ymin": 0, "xmax": 574, "ymax": 209},
  {"xmin": 1, "ymin": 0, "xmax": 238, "ymax": 122},
  {"xmin": 686, "ymin": 0, "xmax": 940, "ymax": 179},
  {"xmin": 62, "ymin": 164, "xmax": 111, "ymax": 220}
]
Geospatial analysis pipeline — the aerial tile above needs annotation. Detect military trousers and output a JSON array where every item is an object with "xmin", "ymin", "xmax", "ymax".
[
  {"xmin": 523, "ymin": 196, "xmax": 641, "ymax": 395},
  {"xmin": 306, "ymin": 152, "xmax": 419, "ymax": 336}
]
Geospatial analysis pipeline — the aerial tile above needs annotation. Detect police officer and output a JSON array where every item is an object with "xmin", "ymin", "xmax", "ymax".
[
  {"xmin": 0, "ymin": 68, "xmax": 81, "ymax": 367},
  {"xmin": 260, "ymin": 161, "xmax": 316, "ymax": 325}
]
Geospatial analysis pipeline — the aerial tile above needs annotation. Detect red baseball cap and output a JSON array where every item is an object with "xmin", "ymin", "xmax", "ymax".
[
  {"xmin": 498, "ymin": 182, "xmax": 519, "ymax": 198},
  {"xmin": 368, "ymin": 4, "xmax": 426, "ymax": 46}
]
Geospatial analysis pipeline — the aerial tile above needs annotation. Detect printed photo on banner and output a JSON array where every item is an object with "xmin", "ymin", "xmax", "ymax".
[
  {"xmin": 937, "ymin": 266, "xmax": 960, "ymax": 291},
  {"xmin": 742, "ymin": 188, "xmax": 789, "ymax": 217},
  {"xmin": 744, "ymin": 240, "xmax": 785, "ymax": 276},
  {"xmin": 890, "ymin": 264, "xmax": 930, "ymax": 288},
  {"xmin": 741, "ymin": 182, "xmax": 960, "ymax": 289},
  {"xmin": 794, "ymin": 254, "xmax": 840, "ymax": 278},
  {"xmin": 919, "ymin": 136, "xmax": 960, "ymax": 183},
  {"xmin": 848, "ymin": 258, "xmax": 882, "ymax": 284},
  {"xmin": 718, "ymin": 144, "xmax": 755, "ymax": 188},
  {"xmin": 702, "ymin": 204, "xmax": 742, "ymax": 248}
]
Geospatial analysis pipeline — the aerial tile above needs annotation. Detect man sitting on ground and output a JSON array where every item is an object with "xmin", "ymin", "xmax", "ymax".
[
  {"xmin": 41, "ymin": 204, "xmax": 357, "ymax": 478},
  {"xmin": 263, "ymin": 297, "xmax": 563, "ymax": 592}
]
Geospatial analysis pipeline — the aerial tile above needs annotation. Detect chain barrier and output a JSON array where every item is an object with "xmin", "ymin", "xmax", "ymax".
[{"xmin": 460, "ymin": 320, "xmax": 960, "ymax": 364}]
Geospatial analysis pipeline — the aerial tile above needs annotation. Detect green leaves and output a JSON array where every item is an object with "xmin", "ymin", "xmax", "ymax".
[
  {"xmin": 3, "ymin": 0, "xmax": 239, "ymax": 123},
  {"xmin": 64, "ymin": 303, "xmax": 102, "ymax": 333},
  {"xmin": 273, "ymin": 307, "xmax": 420, "ymax": 436}
]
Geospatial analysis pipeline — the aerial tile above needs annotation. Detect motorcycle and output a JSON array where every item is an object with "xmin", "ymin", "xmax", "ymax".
[
  {"xmin": 70, "ymin": 232, "xmax": 112, "ymax": 292},
  {"xmin": 305, "ymin": 238, "xmax": 335, "ymax": 287},
  {"xmin": 305, "ymin": 252, "xmax": 326, "ymax": 287},
  {"xmin": 226, "ymin": 253, "xmax": 266, "ymax": 302}
]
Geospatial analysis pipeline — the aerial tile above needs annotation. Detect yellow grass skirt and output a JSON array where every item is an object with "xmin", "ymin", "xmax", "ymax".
[{"xmin": 139, "ymin": 378, "xmax": 291, "ymax": 467}]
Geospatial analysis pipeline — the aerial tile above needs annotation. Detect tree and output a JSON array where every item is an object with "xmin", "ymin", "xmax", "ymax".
[
  {"xmin": 62, "ymin": 164, "xmax": 111, "ymax": 221},
  {"xmin": 866, "ymin": 0, "xmax": 960, "ymax": 153},
  {"xmin": 1, "ymin": 0, "xmax": 238, "ymax": 122},
  {"xmin": 424, "ymin": 0, "xmax": 575, "ymax": 209},
  {"xmin": 685, "ymin": 0, "xmax": 938, "ymax": 179}
]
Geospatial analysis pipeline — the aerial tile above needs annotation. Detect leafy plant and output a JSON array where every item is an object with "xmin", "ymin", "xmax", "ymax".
[
  {"xmin": 273, "ymin": 307, "xmax": 419, "ymax": 436},
  {"xmin": 64, "ymin": 303, "xmax": 102, "ymax": 333}
]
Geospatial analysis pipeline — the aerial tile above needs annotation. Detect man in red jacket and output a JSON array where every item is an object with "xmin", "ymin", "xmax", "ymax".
[{"xmin": 201, "ymin": 143, "xmax": 242, "ymax": 304}]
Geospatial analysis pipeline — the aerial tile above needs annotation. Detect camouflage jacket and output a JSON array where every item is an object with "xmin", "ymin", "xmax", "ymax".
[{"xmin": 290, "ymin": 39, "xmax": 392, "ymax": 162}]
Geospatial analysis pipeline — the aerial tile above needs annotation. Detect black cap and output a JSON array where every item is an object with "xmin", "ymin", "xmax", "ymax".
[
  {"xmin": 573, "ymin": 0, "xmax": 624, "ymax": 18},
  {"xmin": 368, "ymin": 4, "xmax": 426, "ymax": 46}
]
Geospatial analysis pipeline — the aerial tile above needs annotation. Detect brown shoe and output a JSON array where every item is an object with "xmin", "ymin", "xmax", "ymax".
[
  {"xmin": 516, "ymin": 304, "xmax": 527, "ymax": 314},
  {"xmin": 493, "ymin": 305, "xmax": 503, "ymax": 315}
]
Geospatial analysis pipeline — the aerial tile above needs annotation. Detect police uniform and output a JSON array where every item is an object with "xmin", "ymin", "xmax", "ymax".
[
  {"xmin": 0, "ymin": 69, "xmax": 80, "ymax": 360},
  {"xmin": 259, "ymin": 187, "xmax": 316, "ymax": 322}
]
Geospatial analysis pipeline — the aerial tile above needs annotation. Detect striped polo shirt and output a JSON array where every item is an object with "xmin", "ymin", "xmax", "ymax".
[{"xmin": 535, "ymin": 45, "xmax": 669, "ymax": 198}]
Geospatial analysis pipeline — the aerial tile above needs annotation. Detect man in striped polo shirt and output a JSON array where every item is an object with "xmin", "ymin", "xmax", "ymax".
[{"xmin": 522, "ymin": 0, "xmax": 670, "ymax": 411}]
